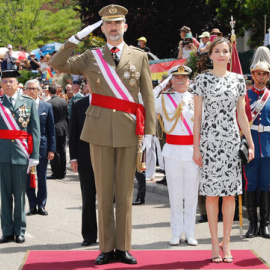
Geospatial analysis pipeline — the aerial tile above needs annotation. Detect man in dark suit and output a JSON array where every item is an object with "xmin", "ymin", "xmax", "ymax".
[
  {"xmin": 25, "ymin": 79, "xmax": 56, "ymax": 216},
  {"xmin": 47, "ymin": 84, "xmax": 68, "ymax": 179},
  {"xmin": 69, "ymin": 86, "xmax": 97, "ymax": 246}
]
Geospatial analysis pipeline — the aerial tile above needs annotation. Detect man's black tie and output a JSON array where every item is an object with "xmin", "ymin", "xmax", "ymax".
[
  {"xmin": 111, "ymin": 47, "xmax": 120, "ymax": 67},
  {"xmin": 9, "ymin": 97, "xmax": 14, "ymax": 109}
]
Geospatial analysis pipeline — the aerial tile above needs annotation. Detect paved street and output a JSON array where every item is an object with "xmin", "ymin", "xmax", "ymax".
[{"xmin": 0, "ymin": 165, "xmax": 269, "ymax": 270}]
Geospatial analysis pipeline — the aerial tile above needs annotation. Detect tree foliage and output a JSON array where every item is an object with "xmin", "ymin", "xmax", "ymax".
[
  {"xmin": 0, "ymin": 0, "xmax": 82, "ymax": 51},
  {"xmin": 206, "ymin": 0, "xmax": 270, "ymax": 48},
  {"xmin": 75, "ymin": 0, "xmax": 221, "ymax": 59}
]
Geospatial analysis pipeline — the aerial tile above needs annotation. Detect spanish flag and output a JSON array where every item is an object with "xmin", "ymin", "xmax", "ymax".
[
  {"xmin": 150, "ymin": 59, "xmax": 186, "ymax": 81},
  {"xmin": 46, "ymin": 67, "xmax": 53, "ymax": 81}
]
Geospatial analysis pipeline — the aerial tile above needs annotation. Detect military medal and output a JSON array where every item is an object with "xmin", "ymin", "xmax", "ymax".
[
  {"xmin": 135, "ymin": 71, "xmax": 140, "ymax": 80},
  {"xmin": 129, "ymin": 79, "xmax": 136, "ymax": 87},
  {"xmin": 129, "ymin": 65, "xmax": 136, "ymax": 72},
  {"xmin": 22, "ymin": 121, "xmax": 27, "ymax": 128},
  {"xmin": 123, "ymin": 71, "xmax": 130, "ymax": 79},
  {"xmin": 18, "ymin": 117, "xmax": 24, "ymax": 123}
]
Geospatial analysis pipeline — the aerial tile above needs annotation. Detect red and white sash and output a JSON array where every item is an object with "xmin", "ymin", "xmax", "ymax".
[
  {"xmin": 92, "ymin": 49, "xmax": 136, "ymax": 120},
  {"xmin": 167, "ymin": 94, "xmax": 193, "ymax": 135},
  {"xmin": 0, "ymin": 102, "xmax": 30, "ymax": 159}
]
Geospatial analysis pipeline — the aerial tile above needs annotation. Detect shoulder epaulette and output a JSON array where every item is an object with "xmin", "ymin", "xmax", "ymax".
[
  {"xmin": 162, "ymin": 89, "xmax": 175, "ymax": 95},
  {"xmin": 129, "ymin": 45, "xmax": 144, "ymax": 52},
  {"xmin": 22, "ymin": 95, "xmax": 34, "ymax": 101}
]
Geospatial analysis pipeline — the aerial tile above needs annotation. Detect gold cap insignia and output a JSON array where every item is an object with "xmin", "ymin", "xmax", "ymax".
[
  {"xmin": 109, "ymin": 6, "xmax": 117, "ymax": 14},
  {"xmin": 178, "ymin": 66, "xmax": 185, "ymax": 74}
]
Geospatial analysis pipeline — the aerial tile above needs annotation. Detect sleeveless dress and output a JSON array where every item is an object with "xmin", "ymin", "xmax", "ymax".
[{"xmin": 193, "ymin": 72, "xmax": 246, "ymax": 196}]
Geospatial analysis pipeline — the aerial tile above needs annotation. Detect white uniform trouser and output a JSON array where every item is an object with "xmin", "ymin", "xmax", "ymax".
[
  {"xmin": 154, "ymin": 136, "xmax": 165, "ymax": 170},
  {"xmin": 146, "ymin": 136, "xmax": 156, "ymax": 179},
  {"xmin": 165, "ymin": 157, "xmax": 199, "ymax": 238}
]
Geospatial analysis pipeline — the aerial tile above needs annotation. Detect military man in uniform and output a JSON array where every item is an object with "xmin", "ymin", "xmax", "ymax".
[
  {"xmin": 155, "ymin": 65, "xmax": 199, "ymax": 246},
  {"xmin": 51, "ymin": 4, "xmax": 155, "ymax": 265},
  {"xmin": 0, "ymin": 70, "xmax": 40, "ymax": 244},
  {"xmin": 244, "ymin": 61, "xmax": 270, "ymax": 239}
]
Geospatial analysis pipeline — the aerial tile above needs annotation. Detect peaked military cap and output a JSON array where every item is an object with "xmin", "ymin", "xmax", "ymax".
[
  {"xmin": 168, "ymin": 65, "xmax": 192, "ymax": 76},
  {"xmin": 244, "ymin": 74, "xmax": 252, "ymax": 84},
  {"xmin": 1, "ymin": 69, "xmax": 21, "ymax": 79},
  {"xmin": 99, "ymin": 4, "xmax": 128, "ymax": 21}
]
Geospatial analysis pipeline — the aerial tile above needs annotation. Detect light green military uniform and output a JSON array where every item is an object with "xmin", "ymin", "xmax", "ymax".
[{"xmin": 0, "ymin": 94, "xmax": 40, "ymax": 237}]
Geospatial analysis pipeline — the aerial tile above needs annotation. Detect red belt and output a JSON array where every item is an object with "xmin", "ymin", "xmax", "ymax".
[
  {"xmin": 0, "ymin": 130, "xmax": 33, "ymax": 154},
  {"xmin": 91, "ymin": 93, "xmax": 145, "ymax": 135},
  {"xmin": 166, "ymin": 134, "xmax": 193, "ymax": 145}
]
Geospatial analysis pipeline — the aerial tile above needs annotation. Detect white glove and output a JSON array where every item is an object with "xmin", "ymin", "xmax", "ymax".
[
  {"xmin": 76, "ymin": 20, "xmax": 103, "ymax": 40},
  {"xmin": 141, "ymin": 134, "xmax": 152, "ymax": 152},
  {"xmin": 159, "ymin": 74, "xmax": 172, "ymax": 90},
  {"xmin": 27, "ymin": 158, "xmax": 39, "ymax": 174},
  {"xmin": 153, "ymin": 74, "xmax": 172, "ymax": 98}
]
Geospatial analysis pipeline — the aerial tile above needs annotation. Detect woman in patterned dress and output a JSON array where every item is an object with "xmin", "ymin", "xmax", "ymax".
[{"xmin": 192, "ymin": 37, "xmax": 254, "ymax": 263}]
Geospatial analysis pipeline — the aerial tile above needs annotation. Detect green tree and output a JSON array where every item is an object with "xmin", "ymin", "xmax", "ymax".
[
  {"xmin": 207, "ymin": 0, "xmax": 270, "ymax": 48},
  {"xmin": 0, "ymin": 0, "xmax": 82, "ymax": 51},
  {"xmin": 75, "ymin": 0, "xmax": 220, "ymax": 59}
]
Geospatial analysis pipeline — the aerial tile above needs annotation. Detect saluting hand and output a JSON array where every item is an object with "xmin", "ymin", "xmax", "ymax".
[{"xmin": 76, "ymin": 20, "xmax": 103, "ymax": 40}]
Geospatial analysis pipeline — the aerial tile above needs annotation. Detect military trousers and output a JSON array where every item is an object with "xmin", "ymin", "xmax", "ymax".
[
  {"xmin": 90, "ymin": 143, "xmax": 137, "ymax": 253},
  {"xmin": 165, "ymin": 157, "xmax": 199, "ymax": 239},
  {"xmin": 0, "ymin": 163, "xmax": 28, "ymax": 237}
]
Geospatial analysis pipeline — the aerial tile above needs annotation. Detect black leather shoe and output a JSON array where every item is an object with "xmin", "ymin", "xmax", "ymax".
[
  {"xmin": 26, "ymin": 207, "xmax": 37, "ymax": 216},
  {"xmin": 95, "ymin": 251, "xmax": 114, "ymax": 265},
  {"xmin": 115, "ymin": 249, "xmax": 137, "ymax": 264},
  {"xmin": 246, "ymin": 223, "xmax": 258, "ymax": 238},
  {"xmin": 259, "ymin": 225, "xmax": 270, "ymax": 239},
  {"xmin": 15, "ymin": 235, "xmax": 25, "ymax": 244},
  {"xmin": 47, "ymin": 175, "xmax": 58, "ymax": 179},
  {"xmin": 132, "ymin": 198, "xmax": 145, "ymax": 205},
  {"xmin": 38, "ymin": 207, "xmax": 48, "ymax": 215},
  {"xmin": 198, "ymin": 215, "xmax": 208, "ymax": 223},
  {"xmin": 0, "ymin": 235, "xmax": 14, "ymax": 244},
  {"xmin": 81, "ymin": 239, "xmax": 96, "ymax": 246}
]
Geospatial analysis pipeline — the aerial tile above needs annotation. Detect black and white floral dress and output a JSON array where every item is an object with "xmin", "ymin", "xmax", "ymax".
[{"xmin": 193, "ymin": 72, "xmax": 246, "ymax": 196}]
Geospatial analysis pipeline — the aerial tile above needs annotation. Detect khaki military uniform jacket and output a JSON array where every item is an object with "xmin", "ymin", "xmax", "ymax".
[{"xmin": 51, "ymin": 41, "xmax": 155, "ymax": 147}]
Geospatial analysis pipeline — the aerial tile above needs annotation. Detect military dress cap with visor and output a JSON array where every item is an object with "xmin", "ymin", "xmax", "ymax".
[
  {"xmin": 99, "ymin": 4, "xmax": 128, "ymax": 21},
  {"xmin": 244, "ymin": 74, "xmax": 252, "ymax": 84},
  {"xmin": 1, "ymin": 69, "xmax": 21, "ymax": 79},
  {"xmin": 168, "ymin": 65, "xmax": 192, "ymax": 76}
]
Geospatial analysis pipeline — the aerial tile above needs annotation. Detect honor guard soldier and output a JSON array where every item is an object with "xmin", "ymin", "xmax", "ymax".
[
  {"xmin": 244, "ymin": 61, "xmax": 270, "ymax": 238},
  {"xmin": 51, "ymin": 4, "xmax": 155, "ymax": 265},
  {"xmin": 0, "ymin": 70, "xmax": 40, "ymax": 244},
  {"xmin": 155, "ymin": 65, "xmax": 199, "ymax": 246}
]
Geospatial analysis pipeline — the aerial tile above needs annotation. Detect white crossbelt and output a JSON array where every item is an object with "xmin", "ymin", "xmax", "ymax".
[{"xmin": 251, "ymin": 124, "xmax": 270, "ymax": 132}]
